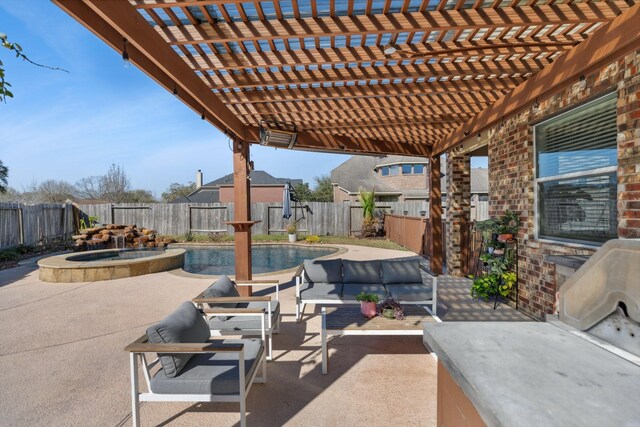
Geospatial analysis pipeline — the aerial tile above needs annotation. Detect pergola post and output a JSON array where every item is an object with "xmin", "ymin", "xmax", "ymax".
[
  {"xmin": 228, "ymin": 139, "xmax": 254, "ymax": 296},
  {"xmin": 429, "ymin": 155, "xmax": 444, "ymax": 275}
]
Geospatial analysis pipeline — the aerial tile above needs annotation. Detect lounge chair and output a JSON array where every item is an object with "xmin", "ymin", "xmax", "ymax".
[
  {"xmin": 125, "ymin": 301, "xmax": 267, "ymax": 427},
  {"xmin": 193, "ymin": 276, "xmax": 281, "ymax": 360}
]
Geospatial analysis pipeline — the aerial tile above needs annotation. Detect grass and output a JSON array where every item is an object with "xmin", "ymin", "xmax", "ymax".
[{"xmin": 161, "ymin": 233, "xmax": 408, "ymax": 251}]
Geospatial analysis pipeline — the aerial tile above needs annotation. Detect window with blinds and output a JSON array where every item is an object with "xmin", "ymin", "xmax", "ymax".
[{"xmin": 535, "ymin": 93, "xmax": 618, "ymax": 244}]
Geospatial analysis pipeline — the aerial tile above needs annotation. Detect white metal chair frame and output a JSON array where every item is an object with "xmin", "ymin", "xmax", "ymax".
[
  {"xmin": 125, "ymin": 336, "xmax": 267, "ymax": 427},
  {"xmin": 193, "ymin": 280, "xmax": 282, "ymax": 360},
  {"xmin": 294, "ymin": 268, "xmax": 438, "ymax": 322}
]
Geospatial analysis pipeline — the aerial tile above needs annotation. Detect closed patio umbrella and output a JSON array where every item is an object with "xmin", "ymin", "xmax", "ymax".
[{"xmin": 283, "ymin": 184, "xmax": 292, "ymax": 219}]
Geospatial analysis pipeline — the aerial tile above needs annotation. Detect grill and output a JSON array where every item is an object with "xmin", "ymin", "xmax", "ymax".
[{"xmin": 557, "ymin": 239, "xmax": 640, "ymax": 360}]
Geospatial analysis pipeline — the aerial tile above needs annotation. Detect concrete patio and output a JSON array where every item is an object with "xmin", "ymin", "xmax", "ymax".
[{"xmin": 0, "ymin": 244, "xmax": 530, "ymax": 426}]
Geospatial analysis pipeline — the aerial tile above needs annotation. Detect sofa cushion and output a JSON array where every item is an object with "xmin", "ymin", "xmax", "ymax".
[
  {"xmin": 342, "ymin": 283, "xmax": 388, "ymax": 301},
  {"xmin": 299, "ymin": 282, "xmax": 343, "ymax": 300},
  {"xmin": 342, "ymin": 260, "xmax": 381, "ymax": 284},
  {"xmin": 146, "ymin": 301, "xmax": 211, "ymax": 378},
  {"xmin": 150, "ymin": 338, "xmax": 264, "ymax": 395},
  {"xmin": 387, "ymin": 283, "xmax": 433, "ymax": 302},
  {"xmin": 209, "ymin": 300, "xmax": 280, "ymax": 331},
  {"xmin": 203, "ymin": 275, "xmax": 240, "ymax": 321},
  {"xmin": 303, "ymin": 259, "xmax": 343, "ymax": 284},
  {"xmin": 381, "ymin": 257, "xmax": 423, "ymax": 285}
]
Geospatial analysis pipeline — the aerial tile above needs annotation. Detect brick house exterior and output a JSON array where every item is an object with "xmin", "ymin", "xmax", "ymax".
[{"xmin": 445, "ymin": 48, "xmax": 640, "ymax": 320}]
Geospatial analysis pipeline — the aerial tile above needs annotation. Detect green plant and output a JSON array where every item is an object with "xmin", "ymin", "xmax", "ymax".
[
  {"xmin": 304, "ymin": 235, "xmax": 321, "ymax": 244},
  {"xmin": 286, "ymin": 222, "xmax": 297, "ymax": 234},
  {"xmin": 499, "ymin": 271, "xmax": 517, "ymax": 297},
  {"xmin": 376, "ymin": 297, "xmax": 405, "ymax": 320},
  {"xmin": 183, "ymin": 232, "xmax": 194, "ymax": 242},
  {"xmin": 471, "ymin": 273, "xmax": 500, "ymax": 302},
  {"xmin": 88, "ymin": 216, "xmax": 99, "ymax": 227},
  {"xmin": 14, "ymin": 244, "xmax": 33, "ymax": 255},
  {"xmin": 496, "ymin": 210, "xmax": 521, "ymax": 235},
  {"xmin": 0, "ymin": 249, "xmax": 19, "ymax": 262},
  {"xmin": 358, "ymin": 190, "xmax": 376, "ymax": 220},
  {"xmin": 355, "ymin": 292, "xmax": 379, "ymax": 303}
]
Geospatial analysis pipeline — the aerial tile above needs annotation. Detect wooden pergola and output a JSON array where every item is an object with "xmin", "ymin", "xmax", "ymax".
[{"xmin": 53, "ymin": 0, "xmax": 640, "ymax": 287}]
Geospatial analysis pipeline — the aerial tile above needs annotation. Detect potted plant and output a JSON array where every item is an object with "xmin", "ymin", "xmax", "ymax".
[
  {"xmin": 496, "ymin": 210, "xmax": 520, "ymax": 242},
  {"xmin": 355, "ymin": 292, "xmax": 379, "ymax": 318},
  {"xmin": 286, "ymin": 222, "xmax": 297, "ymax": 243}
]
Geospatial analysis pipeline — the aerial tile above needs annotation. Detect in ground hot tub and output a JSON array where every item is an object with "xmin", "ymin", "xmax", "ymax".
[{"xmin": 38, "ymin": 248, "xmax": 185, "ymax": 283}]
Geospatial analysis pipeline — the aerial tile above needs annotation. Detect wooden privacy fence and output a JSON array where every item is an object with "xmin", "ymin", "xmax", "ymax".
[
  {"xmin": 76, "ymin": 201, "xmax": 448, "ymax": 237},
  {"xmin": 0, "ymin": 203, "xmax": 74, "ymax": 249},
  {"xmin": 384, "ymin": 214, "xmax": 447, "ymax": 263}
]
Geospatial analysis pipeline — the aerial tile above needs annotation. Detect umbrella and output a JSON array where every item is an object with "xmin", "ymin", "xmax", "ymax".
[{"xmin": 282, "ymin": 184, "xmax": 292, "ymax": 219}]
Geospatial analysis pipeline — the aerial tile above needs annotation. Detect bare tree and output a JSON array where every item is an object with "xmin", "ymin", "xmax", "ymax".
[
  {"xmin": 37, "ymin": 179, "xmax": 77, "ymax": 202},
  {"xmin": 99, "ymin": 164, "xmax": 131, "ymax": 203},
  {"xmin": 75, "ymin": 176, "xmax": 102, "ymax": 200}
]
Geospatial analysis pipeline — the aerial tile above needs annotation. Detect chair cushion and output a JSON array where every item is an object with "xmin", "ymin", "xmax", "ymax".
[
  {"xmin": 150, "ymin": 338, "xmax": 264, "ymax": 395},
  {"xmin": 303, "ymin": 259, "xmax": 343, "ymax": 284},
  {"xmin": 146, "ymin": 302, "xmax": 211, "ymax": 378},
  {"xmin": 209, "ymin": 300, "xmax": 280, "ymax": 332},
  {"xmin": 299, "ymin": 282, "xmax": 343, "ymax": 300},
  {"xmin": 387, "ymin": 283, "xmax": 433, "ymax": 302},
  {"xmin": 342, "ymin": 283, "xmax": 388, "ymax": 300},
  {"xmin": 203, "ymin": 275, "xmax": 240, "ymax": 321},
  {"xmin": 342, "ymin": 260, "xmax": 382, "ymax": 284},
  {"xmin": 381, "ymin": 257, "xmax": 423, "ymax": 285}
]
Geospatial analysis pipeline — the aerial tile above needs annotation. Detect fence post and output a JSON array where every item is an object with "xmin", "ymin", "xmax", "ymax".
[{"xmin": 18, "ymin": 205, "xmax": 24, "ymax": 245}]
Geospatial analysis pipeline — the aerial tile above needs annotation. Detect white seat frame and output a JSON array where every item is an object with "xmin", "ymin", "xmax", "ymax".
[
  {"xmin": 294, "ymin": 267, "xmax": 437, "ymax": 322},
  {"xmin": 193, "ymin": 280, "xmax": 282, "ymax": 360},
  {"xmin": 126, "ymin": 336, "xmax": 267, "ymax": 427}
]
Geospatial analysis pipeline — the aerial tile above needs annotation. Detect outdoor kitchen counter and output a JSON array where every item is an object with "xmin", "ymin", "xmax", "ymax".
[{"xmin": 423, "ymin": 322, "xmax": 640, "ymax": 427}]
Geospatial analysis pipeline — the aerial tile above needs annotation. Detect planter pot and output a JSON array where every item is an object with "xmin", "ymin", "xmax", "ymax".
[
  {"xmin": 288, "ymin": 233, "xmax": 297, "ymax": 243},
  {"xmin": 360, "ymin": 301, "xmax": 377, "ymax": 318},
  {"xmin": 498, "ymin": 233, "xmax": 514, "ymax": 242}
]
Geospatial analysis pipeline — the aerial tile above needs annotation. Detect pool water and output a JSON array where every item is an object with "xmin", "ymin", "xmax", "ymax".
[
  {"xmin": 68, "ymin": 248, "xmax": 165, "ymax": 262},
  {"xmin": 182, "ymin": 245, "xmax": 337, "ymax": 275}
]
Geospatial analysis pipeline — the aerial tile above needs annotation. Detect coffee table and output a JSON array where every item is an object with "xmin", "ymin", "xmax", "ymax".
[{"xmin": 321, "ymin": 305, "xmax": 438, "ymax": 374}]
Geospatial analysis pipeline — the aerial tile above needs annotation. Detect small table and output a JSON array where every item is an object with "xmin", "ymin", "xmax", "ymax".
[{"xmin": 321, "ymin": 305, "xmax": 437, "ymax": 374}]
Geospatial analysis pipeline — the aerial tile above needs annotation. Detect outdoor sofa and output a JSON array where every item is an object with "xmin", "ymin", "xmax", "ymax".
[
  {"xmin": 192, "ymin": 276, "xmax": 282, "ymax": 360},
  {"xmin": 125, "ymin": 301, "xmax": 267, "ymax": 427},
  {"xmin": 294, "ymin": 257, "xmax": 437, "ymax": 322}
]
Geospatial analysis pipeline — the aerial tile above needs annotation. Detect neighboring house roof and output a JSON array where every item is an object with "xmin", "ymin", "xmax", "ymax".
[
  {"xmin": 169, "ymin": 188, "xmax": 220, "ymax": 203},
  {"xmin": 331, "ymin": 155, "xmax": 489, "ymax": 198},
  {"xmin": 206, "ymin": 170, "xmax": 302, "ymax": 187}
]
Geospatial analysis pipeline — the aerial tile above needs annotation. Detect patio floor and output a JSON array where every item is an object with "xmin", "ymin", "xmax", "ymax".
[{"xmin": 0, "ymin": 244, "xmax": 530, "ymax": 426}]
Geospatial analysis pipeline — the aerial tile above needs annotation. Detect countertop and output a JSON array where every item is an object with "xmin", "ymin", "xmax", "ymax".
[{"xmin": 423, "ymin": 322, "xmax": 640, "ymax": 427}]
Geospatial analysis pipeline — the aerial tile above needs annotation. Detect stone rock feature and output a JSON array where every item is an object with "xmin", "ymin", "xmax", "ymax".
[{"xmin": 72, "ymin": 224, "xmax": 176, "ymax": 251}]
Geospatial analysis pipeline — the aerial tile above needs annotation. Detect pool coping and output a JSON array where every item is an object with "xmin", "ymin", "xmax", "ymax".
[
  {"xmin": 168, "ymin": 242, "xmax": 347, "ymax": 279},
  {"xmin": 37, "ymin": 248, "xmax": 186, "ymax": 283}
]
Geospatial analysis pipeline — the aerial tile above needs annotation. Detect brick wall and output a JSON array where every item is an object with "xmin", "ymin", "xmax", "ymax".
[
  {"xmin": 446, "ymin": 154, "xmax": 471, "ymax": 276},
  {"xmin": 484, "ymin": 49, "xmax": 640, "ymax": 319}
]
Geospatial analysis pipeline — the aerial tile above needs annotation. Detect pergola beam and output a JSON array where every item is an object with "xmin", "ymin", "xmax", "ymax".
[
  {"xmin": 155, "ymin": 4, "xmax": 629, "ymax": 45},
  {"xmin": 433, "ymin": 1, "xmax": 640, "ymax": 154}
]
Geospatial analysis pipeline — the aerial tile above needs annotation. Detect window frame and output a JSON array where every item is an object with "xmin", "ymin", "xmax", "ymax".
[
  {"xmin": 402, "ymin": 164, "xmax": 413, "ymax": 174},
  {"xmin": 533, "ymin": 92, "xmax": 618, "ymax": 246},
  {"xmin": 413, "ymin": 164, "xmax": 424, "ymax": 174}
]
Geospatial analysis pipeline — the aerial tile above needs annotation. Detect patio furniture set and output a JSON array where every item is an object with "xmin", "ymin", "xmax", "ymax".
[{"xmin": 125, "ymin": 256, "xmax": 437, "ymax": 426}]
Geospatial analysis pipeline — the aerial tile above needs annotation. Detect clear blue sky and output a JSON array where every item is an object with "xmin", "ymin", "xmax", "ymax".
[{"xmin": 0, "ymin": 0, "xmax": 486, "ymax": 197}]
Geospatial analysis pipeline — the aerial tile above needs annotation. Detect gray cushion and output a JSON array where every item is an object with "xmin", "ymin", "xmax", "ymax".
[
  {"xmin": 146, "ymin": 302, "xmax": 211, "ymax": 378},
  {"xmin": 381, "ymin": 257, "xmax": 423, "ymax": 285},
  {"xmin": 209, "ymin": 300, "xmax": 280, "ymax": 332},
  {"xmin": 299, "ymin": 282, "xmax": 343, "ymax": 300},
  {"xmin": 150, "ymin": 338, "xmax": 264, "ymax": 395},
  {"xmin": 303, "ymin": 259, "xmax": 343, "ymax": 284},
  {"xmin": 342, "ymin": 283, "xmax": 388, "ymax": 300},
  {"xmin": 387, "ymin": 283, "xmax": 433, "ymax": 302},
  {"xmin": 203, "ymin": 275, "xmax": 240, "ymax": 321},
  {"xmin": 342, "ymin": 260, "xmax": 382, "ymax": 284}
]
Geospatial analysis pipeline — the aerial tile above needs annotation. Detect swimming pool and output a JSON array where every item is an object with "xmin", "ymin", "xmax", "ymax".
[{"xmin": 182, "ymin": 245, "xmax": 338, "ymax": 275}]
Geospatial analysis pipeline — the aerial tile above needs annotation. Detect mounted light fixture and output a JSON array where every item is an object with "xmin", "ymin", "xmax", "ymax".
[
  {"xmin": 201, "ymin": 108, "xmax": 205, "ymax": 120},
  {"xmin": 533, "ymin": 98, "xmax": 540, "ymax": 112},
  {"xmin": 383, "ymin": 44, "xmax": 398, "ymax": 56},
  {"xmin": 463, "ymin": 130, "xmax": 470, "ymax": 136},
  {"xmin": 477, "ymin": 132, "xmax": 481, "ymax": 141},
  {"xmin": 122, "ymin": 38, "xmax": 130, "ymax": 68},
  {"xmin": 172, "ymin": 84, "xmax": 178, "ymax": 96},
  {"xmin": 259, "ymin": 120, "xmax": 298, "ymax": 149},
  {"xmin": 578, "ymin": 74, "xmax": 586, "ymax": 90}
]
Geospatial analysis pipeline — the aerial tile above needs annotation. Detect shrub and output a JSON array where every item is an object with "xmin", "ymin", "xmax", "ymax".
[
  {"xmin": 286, "ymin": 222, "xmax": 297, "ymax": 234},
  {"xmin": 14, "ymin": 244, "xmax": 34, "ymax": 255},
  {"xmin": 0, "ymin": 250, "xmax": 19, "ymax": 262},
  {"xmin": 355, "ymin": 292, "xmax": 379, "ymax": 303},
  {"xmin": 361, "ymin": 217, "xmax": 379, "ymax": 238},
  {"xmin": 304, "ymin": 235, "xmax": 321, "ymax": 244}
]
